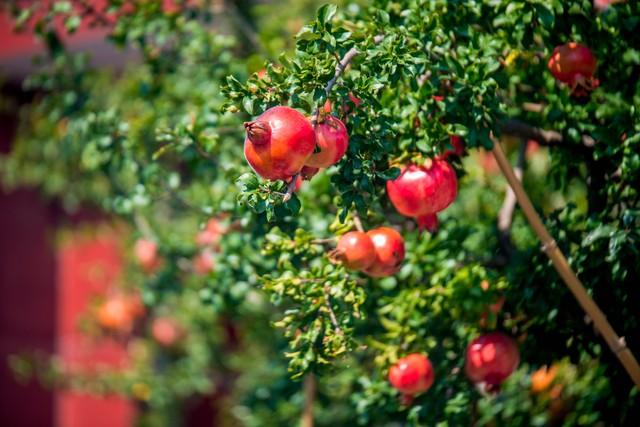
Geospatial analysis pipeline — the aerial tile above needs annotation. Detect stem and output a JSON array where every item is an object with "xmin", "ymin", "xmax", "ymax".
[
  {"xmin": 491, "ymin": 136, "xmax": 640, "ymax": 389},
  {"xmin": 283, "ymin": 173, "xmax": 299, "ymax": 202},
  {"xmin": 301, "ymin": 374, "xmax": 316, "ymax": 427},
  {"xmin": 497, "ymin": 140, "xmax": 527, "ymax": 259},
  {"xmin": 323, "ymin": 286, "xmax": 344, "ymax": 336},
  {"xmin": 352, "ymin": 211, "xmax": 364, "ymax": 232}
]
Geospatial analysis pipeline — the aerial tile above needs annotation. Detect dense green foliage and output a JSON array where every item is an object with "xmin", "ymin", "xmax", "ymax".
[{"xmin": 2, "ymin": 0, "xmax": 639, "ymax": 425}]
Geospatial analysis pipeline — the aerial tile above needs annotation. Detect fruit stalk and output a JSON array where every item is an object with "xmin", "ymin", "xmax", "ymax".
[{"xmin": 491, "ymin": 136, "xmax": 640, "ymax": 389}]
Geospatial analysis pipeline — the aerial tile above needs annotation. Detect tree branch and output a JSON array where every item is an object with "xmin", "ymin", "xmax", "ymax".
[
  {"xmin": 500, "ymin": 119, "xmax": 595, "ymax": 149},
  {"xmin": 311, "ymin": 34, "xmax": 384, "ymax": 125},
  {"xmin": 323, "ymin": 286, "xmax": 344, "ymax": 335},
  {"xmin": 497, "ymin": 139, "xmax": 527, "ymax": 259},
  {"xmin": 301, "ymin": 374, "xmax": 316, "ymax": 427},
  {"xmin": 352, "ymin": 211, "xmax": 365, "ymax": 232}
]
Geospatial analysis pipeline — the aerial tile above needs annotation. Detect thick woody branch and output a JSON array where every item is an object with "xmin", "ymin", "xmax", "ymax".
[{"xmin": 500, "ymin": 119, "xmax": 595, "ymax": 149}]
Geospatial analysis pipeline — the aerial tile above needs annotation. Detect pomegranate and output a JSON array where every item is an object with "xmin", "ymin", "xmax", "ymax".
[
  {"xmin": 244, "ymin": 106, "xmax": 316, "ymax": 180},
  {"xmin": 388, "ymin": 353, "xmax": 435, "ymax": 395},
  {"xmin": 305, "ymin": 115, "xmax": 349, "ymax": 168},
  {"xmin": 443, "ymin": 135, "xmax": 464, "ymax": 159},
  {"xmin": 196, "ymin": 218, "xmax": 225, "ymax": 247},
  {"xmin": 465, "ymin": 332, "xmax": 520, "ymax": 387},
  {"xmin": 134, "ymin": 238, "xmax": 161, "ymax": 273},
  {"xmin": 193, "ymin": 249, "xmax": 215, "ymax": 275},
  {"xmin": 547, "ymin": 43, "xmax": 599, "ymax": 96},
  {"xmin": 530, "ymin": 364, "xmax": 558, "ymax": 394},
  {"xmin": 336, "ymin": 231, "xmax": 376, "ymax": 270},
  {"xmin": 594, "ymin": 0, "xmax": 625, "ymax": 12},
  {"xmin": 364, "ymin": 227, "xmax": 405, "ymax": 277},
  {"xmin": 152, "ymin": 316, "xmax": 184, "ymax": 347},
  {"xmin": 97, "ymin": 295, "xmax": 136, "ymax": 333},
  {"xmin": 386, "ymin": 159, "xmax": 458, "ymax": 225}
]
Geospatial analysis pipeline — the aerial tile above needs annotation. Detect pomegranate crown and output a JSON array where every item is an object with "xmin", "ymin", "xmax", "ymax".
[{"xmin": 244, "ymin": 120, "xmax": 271, "ymax": 145}]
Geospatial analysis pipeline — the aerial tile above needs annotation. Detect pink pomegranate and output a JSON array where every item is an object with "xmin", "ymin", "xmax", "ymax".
[{"xmin": 305, "ymin": 115, "xmax": 349, "ymax": 168}]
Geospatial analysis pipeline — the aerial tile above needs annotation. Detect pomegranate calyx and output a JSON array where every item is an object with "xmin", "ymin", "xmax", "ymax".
[{"xmin": 244, "ymin": 120, "xmax": 271, "ymax": 145}]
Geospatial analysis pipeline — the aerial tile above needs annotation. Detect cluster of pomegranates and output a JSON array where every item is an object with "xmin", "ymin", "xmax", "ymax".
[
  {"xmin": 547, "ymin": 42, "xmax": 599, "ymax": 97},
  {"xmin": 243, "ymin": 105, "xmax": 349, "ymax": 186},
  {"xmin": 335, "ymin": 227, "xmax": 406, "ymax": 277},
  {"xmin": 388, "ymin": 332, "xmax": 520, "ymax": 399}
]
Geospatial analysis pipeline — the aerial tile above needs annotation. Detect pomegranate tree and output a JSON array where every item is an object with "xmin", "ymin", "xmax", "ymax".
[
  {"xmin": 244, "ymin": 106, "xmax": 316, "ymax": 180},
  {"xmin": 465, "ymin": 332, "xmax": 520, "ymax": 387},
  {"xmin": 388, "ymin": 353, "xmax": 435, "ymax": 395}
]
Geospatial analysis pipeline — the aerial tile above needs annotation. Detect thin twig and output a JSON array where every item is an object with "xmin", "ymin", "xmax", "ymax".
[
  {"xmin": 497, "ymin": 140, "xmax": 528, "ymax": 258},
  {"xmin": 223, "ymin": 0, "xmax": 265, "ymax": 54},
  {"xmin": 323, "ymin": 286, "xmax": 344, "ymax": 335},
  {"xmin": 311, "ymin": 34, "xmax": 384, "ymax": 125},
  {"xmin": 310, "ymin": 238, "xmax": 336, "ymax": 245},
  {"xmin": 352, "ymin": 211, "xmax": 365, "ymax": 232},
  {"xmin": 133, "ymin": 213, "xmax": 155, "ymax": 240}
]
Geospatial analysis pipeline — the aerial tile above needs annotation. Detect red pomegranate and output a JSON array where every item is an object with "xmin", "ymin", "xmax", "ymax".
[
  {"xmin": 134, "ymin": 238, "xmax": 161, "ymax": 273},
  {"xmin": 305, "ymin": 115, "xmax": 349, "ymax": 168},
  {"xmin": 547, "ymin": 43, "xmax": 599, "ymax": 95},
  {"xmin": 336, "ymin": 231, "xmax": 376, "ymax": 270},
  {"xmin": 594, "ymin": 0, "xmax": 625, "ymax": 12},
  {"xmin": 193, "ymin": 249, "xmax": 215, "ymax": 275},
  {"xmin": 443, "ymin": 135, "xmax": 464, "ymax": 159},
  {"xmin": 386, "ymin": 159, "xmax": 458, "ymax": 225},
  {"xmin": 97, "ymin": 295, "xmax": 136, "ymax": 333},
  {"xmin": 196, "ymin": 218, "xmax": 225, "ymax": 247},
  {"xmin": 364, "ymin": 227, "xmax": 405, "ymax": 277},
  {"xmin": 244, "ymin": 106, "xmax": 316, "ymax": 180},
  {"xmin": 152, "ymin": 316, "xmax": 184, "ymax": 347},
  {"xmin": 388, "ymin": 353, "xmax": 435, "ymax": 395},
  {"xmin": 465, "ymin": 332, "xmax": 520, "ymax": 387}
]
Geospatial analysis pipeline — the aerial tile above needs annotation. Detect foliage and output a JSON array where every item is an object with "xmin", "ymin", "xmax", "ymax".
[{"xmin": 1, "ymin": 0, "xmax": 639, "ymax": 426}]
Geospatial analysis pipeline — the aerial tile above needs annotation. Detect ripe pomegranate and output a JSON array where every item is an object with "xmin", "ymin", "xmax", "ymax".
[
  {"xmin": 336, "ymin": 231, "xmax": 376, "ymax": 270},
  {"xmin": 364, "ymin": 227, "xmax": 405, "ymax": 277},
  {"xmin": 244, "ymin": 106, "xmax": 316, "ymax": 181},
  {"xmin": 97, "ymin": 295, "xmax": 135, "ymax": 333},
  {"xmin": 134, "ymin": 238, "xmax": 161, "ymax": 273},
  {"xmin": 193, "ymin": 249, "xmax": 215, "ymax": 275},
  {"xmin": 388, "ymin": 353, "xmax": 435, "ymax": 395},
  {"xmin": 386, "ymin": 159, "xmax": 458, "ymax": 226},
  {"xmin": 530, "ymin": 364, "xmax": 558, "ymax": 394},
  {"xmin": 443, "ymin": 135, "xmax": 464, "ymax": 159},
  {"xmin": 196, "ymin": 218, "xmax": 225, "ymax": 247},
  {"xmin": 305, "ymin": 115, "xmax": 349, "ymax": 168},
  {"xmin": 594, "ymin": 0, "xmax": 625, "ymax": 12},
  {"xmin": 465, "ymin": 332, "xmax": 520, "ymax": 387},
  {"xmin": 152, "ymin": 316, "xmax": 184, "ymax": 347},
  {"xmin": 547, "ymin": 43, "xmax": 599, "ymax": 96}
]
